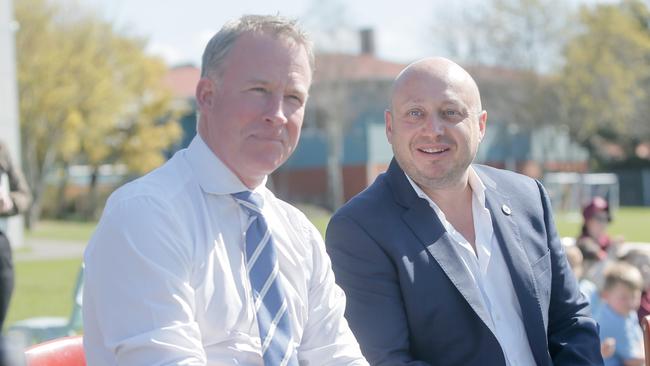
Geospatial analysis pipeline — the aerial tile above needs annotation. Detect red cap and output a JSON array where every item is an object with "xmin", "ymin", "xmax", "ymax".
[{"xmin": 582, "ymin": 196, "xmax": 611, "ymax": 222}]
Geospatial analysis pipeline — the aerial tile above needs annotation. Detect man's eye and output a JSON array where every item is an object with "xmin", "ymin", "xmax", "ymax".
[
  {"xmin": 441, "ymin": 109, "xmax": 465, "ymax": 122},
  {"xmin": 407, "ymin": 110, "xmax": 423, "ymax": 118},
  {"xmin": 286, "ymin": 94, "xmax": 303, "ymax": 104},
  {"xmin": 251, "ymin": 87, "xmax": 267, "ymax": 93}
]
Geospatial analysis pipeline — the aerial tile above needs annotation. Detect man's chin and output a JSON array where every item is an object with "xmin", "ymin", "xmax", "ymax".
[{"xmin": 248, "ymin": 156, "xmax": 286, "ymax": 175}]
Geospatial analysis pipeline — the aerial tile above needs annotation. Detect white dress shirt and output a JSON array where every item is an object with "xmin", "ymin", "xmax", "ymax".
[
  {"xmin": 83, "ymin": 135, "xmax": 368, "ymax": 366},
  {"xmin": 406, "ymin": 168, "xmax": 536, "ymax": 366}
]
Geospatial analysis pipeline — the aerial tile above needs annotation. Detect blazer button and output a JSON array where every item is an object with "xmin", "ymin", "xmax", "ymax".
[{"xmin": 501, "ymin": 204, "xmax": 512, "ymax": 215}]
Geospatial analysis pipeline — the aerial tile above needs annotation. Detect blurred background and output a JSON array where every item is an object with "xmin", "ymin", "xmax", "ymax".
[{"xmin": 1, "ymin": 0, "xmax": 649, "ymax": 347}]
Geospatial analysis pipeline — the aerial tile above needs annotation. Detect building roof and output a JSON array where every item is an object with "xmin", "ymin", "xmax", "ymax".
[
  {"xmin": 163, "ymin": 65, "xmax": 200, "ymax": 99},
  {"xmin": 314, "ymin": 53, "xmax": 406, "ymax": 83}
]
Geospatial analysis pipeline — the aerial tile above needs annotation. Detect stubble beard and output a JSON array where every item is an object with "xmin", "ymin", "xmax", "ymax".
[{"xmin": 396, "ymin": 148, "xmax": 475, "ymax": 193}]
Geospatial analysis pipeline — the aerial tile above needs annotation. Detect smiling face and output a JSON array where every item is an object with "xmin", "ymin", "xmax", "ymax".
[
  {"xmin": 386, "ymin": 58, "xmax": 486, "ymax": 192},
  {"xmin": 196, "ymin": 31, "xmax": 312, "ymax": 188}
]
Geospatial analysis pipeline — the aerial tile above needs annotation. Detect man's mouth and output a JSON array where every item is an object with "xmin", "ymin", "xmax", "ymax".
[
  {"xmin": 252, "ymin": 134, "xmax": 284, "ymax": 143},
  {"xmin": 417, "ymin": 147, "xmax": 449, "ymax": 154}
]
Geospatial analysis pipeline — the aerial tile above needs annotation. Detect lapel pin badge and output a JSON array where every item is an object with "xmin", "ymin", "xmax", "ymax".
[{"xmin": 501, "ymin": 204, "xmax": 512, "ymax": 216}]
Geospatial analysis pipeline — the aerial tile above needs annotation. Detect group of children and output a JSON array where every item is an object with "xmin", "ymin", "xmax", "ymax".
[{"xmin": 566, "ymin": 197, "xmax": 649, "ymax": 366}]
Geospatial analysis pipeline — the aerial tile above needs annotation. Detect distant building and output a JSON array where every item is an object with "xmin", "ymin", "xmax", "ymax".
[{"xmin": 163, "ymin": 65, "xmax": 199, "ymax": 155}]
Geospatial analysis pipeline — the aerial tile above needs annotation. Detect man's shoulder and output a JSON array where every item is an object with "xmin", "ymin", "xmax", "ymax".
[
  {"xmin": 473, "ymin": 164, "xmax": 541, "ymax": 195},
  {"xmin": 473, "ymin": 164, "xmax": 536, "ymax": 184},
  {"xmin": 334, "ymin": 172, "xmax": 394, "ymax": 219},
  {"xmin": 105, "ymin": 154, "xmax": 193, "ymax": 213}
]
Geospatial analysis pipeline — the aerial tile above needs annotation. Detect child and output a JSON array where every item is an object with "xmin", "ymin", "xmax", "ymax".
[
  {"xmin": 619, "ymin": 249, "xmax": 650, "ymax": 325},
  {"xmin": 565, "ymin": 245, "xmax": 599, "ymax": 308},
  {"xmin": 594, "ymin": 261, "xmax": 645, "ymax": 366},
  {"xmin": 576, "ymin": 197, "xmax": 623, "ymax": 288},
  {"xmin": 566, "ymin": 244, "xmax": 615, "ymax": 358}
]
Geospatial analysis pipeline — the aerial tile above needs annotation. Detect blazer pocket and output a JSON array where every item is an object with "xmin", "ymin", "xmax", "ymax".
[{"xmin": 531, "ymin": 248, "xmax": 551, "ymax": 279}]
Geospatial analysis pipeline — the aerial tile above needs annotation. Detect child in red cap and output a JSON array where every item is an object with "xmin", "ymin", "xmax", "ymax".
[
  {"xmin": 577, "ymin": 196, "xmax": 620, "ymax": 260},
  {"xmin": 576, "ymin": 196, "xmax": 624, "ymax": 289}
]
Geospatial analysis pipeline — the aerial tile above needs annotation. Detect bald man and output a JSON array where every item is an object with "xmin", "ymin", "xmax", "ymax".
[{"xmin": 325, "ymin": 57, "xmax": 603, "ymax": 365}]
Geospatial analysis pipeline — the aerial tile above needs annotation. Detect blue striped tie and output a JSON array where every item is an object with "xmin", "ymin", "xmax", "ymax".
[{"xmin": 232, "ymin": 191, "xmax": 298, "ymax": 366}]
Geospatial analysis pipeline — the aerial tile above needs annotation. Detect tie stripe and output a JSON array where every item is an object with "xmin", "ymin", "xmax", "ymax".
[
  {"xmin": 246, "ymin": 227, "xmax": 271, "ymax": 272},
  {"xmin": 254, "ymin": 260, "xmax": 279, "ymax": 312},
  {"xmin": 232, "ymin": 191, "xmax": 298, "ymax": 366},
  {"xmin": 261, "ymin": 299, "xmax": 288, "ymax": 353}
]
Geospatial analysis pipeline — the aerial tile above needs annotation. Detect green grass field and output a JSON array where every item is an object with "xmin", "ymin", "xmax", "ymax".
[
  {"xmin": 5, "ymin": 206, "xmax": 649, "ymax": 332},
  {"xmin": 555, "ymin": 207, "xmax": 650, "ymax": 242},
  {"xmin": 5, "ymin": 258, "xmax": 82, "ymax": 328}
]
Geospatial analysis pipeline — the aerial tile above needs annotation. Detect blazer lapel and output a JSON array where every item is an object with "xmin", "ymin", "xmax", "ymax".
[
  {"xmin": 478, "ymin": 168, "xmax": 549, "ymax": 364},
  {"xmin": 386, "ymin": 159, "xmax": 497, "ymax": 336}
]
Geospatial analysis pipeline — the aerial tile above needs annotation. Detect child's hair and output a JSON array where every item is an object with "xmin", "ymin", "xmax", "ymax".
[
  {"xmin": 564, "ymin": 245, "xmax": 584, "ymax": 280},
  {"xmin": 565, "ymin": 245, "xmax": 583, "ymax": 275},
  {"xmin": 619, "ymin": 249, "xmax": 650, "ymax": 288},
  {"xmin": 602, "ymin": 261, "xmax": 643, "ymax": 292}
]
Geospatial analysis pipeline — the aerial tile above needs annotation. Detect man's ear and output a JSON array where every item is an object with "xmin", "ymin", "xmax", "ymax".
[
  {"xmin": 196, "ymin": 78, "xmax": 215, "ymax": 110},
  {"xmin": 385, "ymin": 109, "xmax": 393, "ymax": 145},
  {"xmin": 478, "ymin": 110, "xmax": 487, "ymax": 142}
]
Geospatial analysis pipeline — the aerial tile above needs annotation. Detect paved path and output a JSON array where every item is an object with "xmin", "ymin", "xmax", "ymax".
[{"xmin": 15, "ymin": 238, "xmax": 86, "ymax": 262}]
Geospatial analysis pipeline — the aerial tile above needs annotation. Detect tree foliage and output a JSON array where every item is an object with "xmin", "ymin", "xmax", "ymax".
[
  {"xmin": 433, "ymin": 0, "xmax": 570, "ymax": 74},
  {"xmin": 435, "ymin": 0, "xmax": 650, "ymax": 168},
  {"xmin": 559, "ymin": 0, "xmax": 650, "ymax": 160},
  {"xmin": 15, "ymin": 0, "xmax": 181, "ymax": 224}
]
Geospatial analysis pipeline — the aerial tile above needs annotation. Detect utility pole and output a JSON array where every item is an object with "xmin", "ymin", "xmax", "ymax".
[{"xmin": 0, "ymin": 0, "xmax": 26, "ymax": 248}]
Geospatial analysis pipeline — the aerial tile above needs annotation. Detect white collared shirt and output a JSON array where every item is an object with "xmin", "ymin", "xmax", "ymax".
[
  {"xmin": 83, "ymin": 135, "xmax": 367, "ymax": 366},
  {"xmin": 406, "ymin": 168, "xmax": 536, "ymax": 366}
]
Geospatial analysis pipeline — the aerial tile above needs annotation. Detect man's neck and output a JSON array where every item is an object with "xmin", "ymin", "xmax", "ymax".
[
  {"xmin": 423, "ymin": 180, "xmax": 476, "ymax": 250},
  {"xmin": 422, "ymin": 180, "xmax": 472, "ymax": 214}
]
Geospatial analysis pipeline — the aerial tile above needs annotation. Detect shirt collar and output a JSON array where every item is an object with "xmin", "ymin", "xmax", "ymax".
[
  {"xmin": 184, "ymin": 134, "xmax": 268, "ymax": 196},
  {"xmin": 405, "ymin": 166, "xmax": 487, "ymax": 218}
]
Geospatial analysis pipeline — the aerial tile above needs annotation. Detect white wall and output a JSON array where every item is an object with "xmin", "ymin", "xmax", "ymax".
[{"xmin": 0, "ymin": 0, "xmax": 25, "ymax": 248}]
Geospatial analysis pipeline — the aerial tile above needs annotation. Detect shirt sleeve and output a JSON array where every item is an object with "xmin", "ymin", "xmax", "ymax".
[
  {"xmin": 83, "ymin": 194, "xmax": 206, "ymax": 365},
  {"xmin": 0, "ymin": 142, "xmax": 31, "ymax": 216},
  {"xmin": 615, "ymin": 315, "xmax": 644, "ymax": 361},
  {"xmin": 295, "ymin": 214, "xmax": 369, "ymax": 366}
]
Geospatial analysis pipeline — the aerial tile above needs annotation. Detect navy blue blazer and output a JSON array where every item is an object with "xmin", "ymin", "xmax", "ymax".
[{"xmin": 326, "ymin": 159, "xmax": 603, "ymax": 366}]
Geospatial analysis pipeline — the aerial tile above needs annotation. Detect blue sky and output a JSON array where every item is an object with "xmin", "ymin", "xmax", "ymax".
[{"xmin": 72, "ymin": 0, "xmax": 612, "ymax": 67}]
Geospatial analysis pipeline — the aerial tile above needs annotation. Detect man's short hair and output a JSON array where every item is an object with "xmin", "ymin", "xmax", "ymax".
[
  {"xmin": 602, "ymin": 261, "xmax": 643, "ymax": 292},
  {"xmin": 200, "ymin": 14, "xmax": 314, "ymax": 79}
]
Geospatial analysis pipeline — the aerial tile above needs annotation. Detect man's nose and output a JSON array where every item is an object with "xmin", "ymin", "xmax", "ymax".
[
  {"xmin": 264, "ymin": 94, "xmax": 288, "ymax": 125},
  {"xmin": 422, "ymin": 113, "xmax": 445, "ymax": 135}
]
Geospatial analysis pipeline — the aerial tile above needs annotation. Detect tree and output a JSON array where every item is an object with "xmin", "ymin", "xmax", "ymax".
[
  {"xmin": 432, "ymin": 0, "xmax": 571, "ymax": 74},
  {"xmin": 558, "ymin": 0, "xmax": 650, "ymax": 163},
  {"xmin": 301, "ymin": 0, "xmax": 356, "ymax": 210},
  {"xmin": 15, "ymin": 0, "xmax": 181, "ymax": 224}
]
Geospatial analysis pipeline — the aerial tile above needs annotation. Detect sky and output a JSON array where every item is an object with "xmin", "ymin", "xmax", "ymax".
[
  {"xmin": 71, "ymin": 0, "xmax": 613, "ymax": 68},
  {"xmin": 72, "ymin": 0, "xmax": 443, "ymax": 66}
]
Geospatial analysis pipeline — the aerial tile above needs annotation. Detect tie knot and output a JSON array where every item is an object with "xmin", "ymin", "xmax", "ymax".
[{"xmin": 232, "ymin": 191, "xmax": 263, "ymax": 214}]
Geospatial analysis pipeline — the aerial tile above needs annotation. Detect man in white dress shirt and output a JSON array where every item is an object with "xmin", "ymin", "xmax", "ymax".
[{"xmin": 83, "ymin": 15, "xmax": 368, "ymax": 366}]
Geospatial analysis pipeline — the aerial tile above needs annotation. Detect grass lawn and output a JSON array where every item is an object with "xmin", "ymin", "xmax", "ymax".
[
  {"xmin": 554, "ymin": 207, "xmax": 650, "ymax": 242},
  {"xmin": 5, "ymin": 258, "xmax": 82, "ymax": 329}
]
